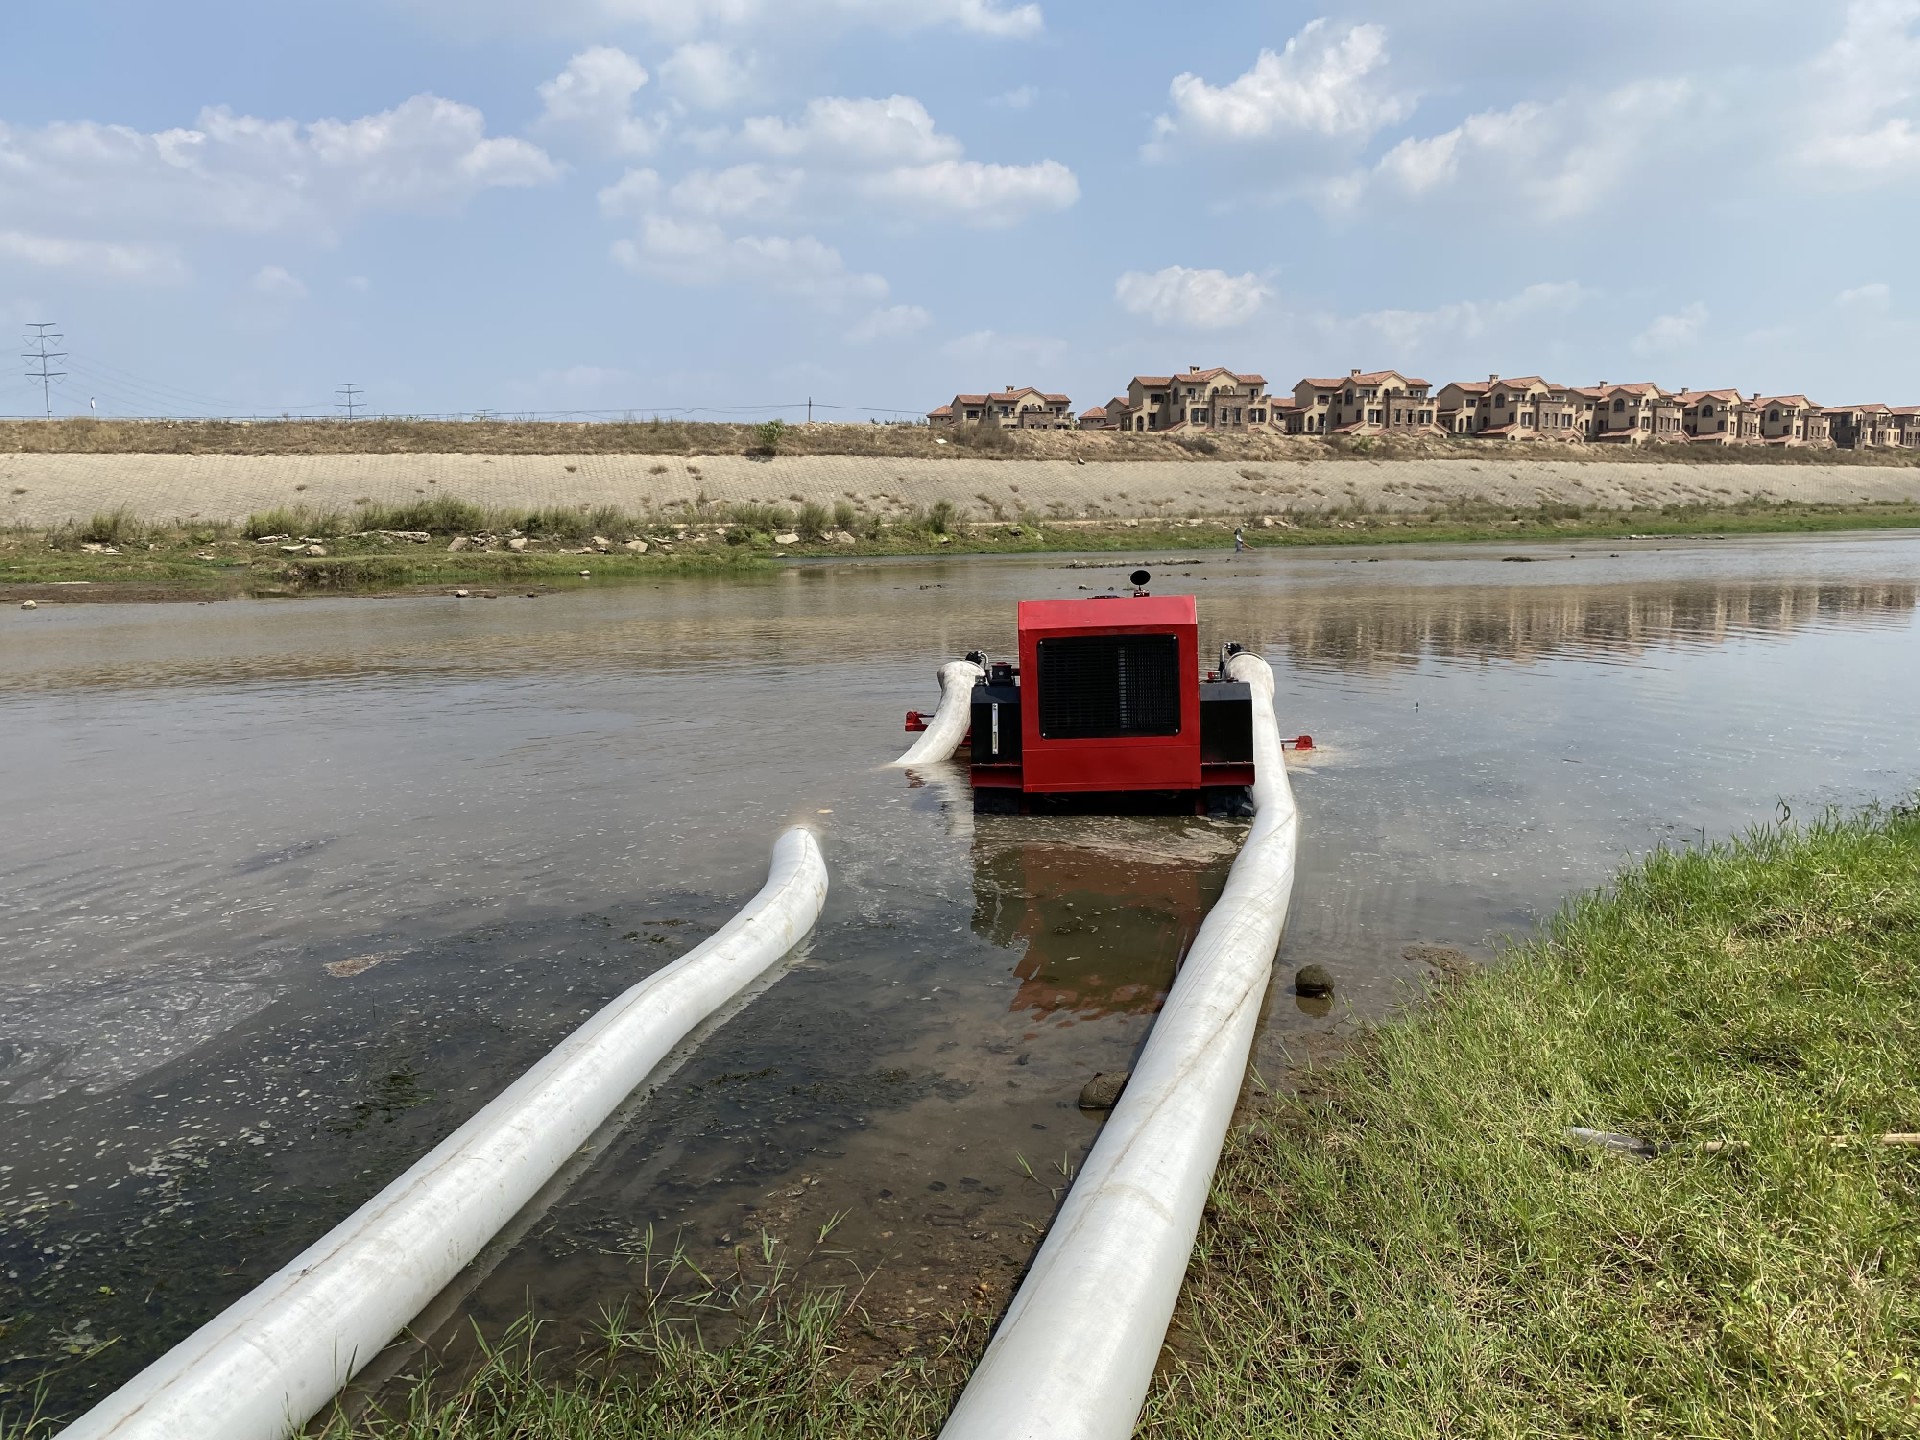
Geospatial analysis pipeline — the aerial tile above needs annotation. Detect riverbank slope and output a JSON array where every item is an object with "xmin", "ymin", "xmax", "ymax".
[{"xmin": 6, "ymin": 450, "xmax": 1920, "ymax": 533}]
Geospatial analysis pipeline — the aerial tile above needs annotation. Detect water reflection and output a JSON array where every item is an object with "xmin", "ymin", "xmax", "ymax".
[{"xmin": 969, "ymin": 817, "xmax": 1234, "ymax": 1022}]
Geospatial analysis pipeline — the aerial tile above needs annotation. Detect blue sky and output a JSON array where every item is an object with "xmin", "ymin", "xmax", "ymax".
[{"xmin": 3, "ymin": 0, "xmax": 1918, "ymax": 420}]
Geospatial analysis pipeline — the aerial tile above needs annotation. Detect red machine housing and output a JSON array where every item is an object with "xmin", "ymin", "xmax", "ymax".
[
  {"xmin": 959, "ymin": 593, "xmax": 1257, "ymax": 809},
  {"xmin": 1013, "ymin": 596, "xmax": 1200, "ymax": 794}
]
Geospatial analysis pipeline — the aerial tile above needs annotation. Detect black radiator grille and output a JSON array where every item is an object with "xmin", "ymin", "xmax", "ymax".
[{"xmin": 1036, "ymin": 634, "xmax": 1181, "ymax": 739}]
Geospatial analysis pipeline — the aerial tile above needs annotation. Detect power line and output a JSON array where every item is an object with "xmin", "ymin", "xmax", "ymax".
[{"xmin": 22, "ymin": 323, "xmax": 67, "ymax": 421}]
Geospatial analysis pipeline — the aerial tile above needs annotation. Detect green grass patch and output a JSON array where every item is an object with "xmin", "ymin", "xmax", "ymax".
[{"xmin": 1146, "ymin": 804, "xmax": 1920, "ymax": 1438}]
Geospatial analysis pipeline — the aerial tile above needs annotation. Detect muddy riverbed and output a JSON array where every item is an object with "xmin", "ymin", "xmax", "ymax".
[{"xmin": 4, "ymin": 532, "xmax": 1918, "ymax": 1420}]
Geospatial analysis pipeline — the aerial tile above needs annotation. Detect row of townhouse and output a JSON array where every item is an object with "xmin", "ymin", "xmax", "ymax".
[{"xmin": 929, "ymin": 368, "xmax": 1920, "ymax": 449}]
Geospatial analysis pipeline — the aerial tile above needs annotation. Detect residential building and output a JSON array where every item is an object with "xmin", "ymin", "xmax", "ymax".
[
  {"xmin": 1825, "ymin": 404, "xmax": 1899, "ymax": 449},
  {"xmin": 1110, "ymin": 366, "xmax": 1276, "ymax": 433},
  {"xmin": 1283, "ymin": 377, "xmax": 1340, "ymax": 435},
  {"xmin": 1434, "ymin": 374, "xmax": 1586, "ymax": 440},
  {"xmin": 1591, "ymin": 382, "xmax": 1686, "ymax": 443},
  {"xmin": 1294, "ymin": 369, "xmax": 1439, "ymax": 438},
  {"xmin": 1078, "ymin": 404, "xmax": 1114, "ymax": 430},
  {"xmin": 1754, "ymin": 395, "xmax": 1830, "ymax": 446},
  {"xmin": 928, "ymin": 385, "xmax": 1074, "ymax": 430},
  {"xmin": 1678, "ymin": 389, "xmax": 1761, "ymax": 444},
  {"xmin": 1893, "ymin": 407, "xmax": 1920, "ymax": 447}
]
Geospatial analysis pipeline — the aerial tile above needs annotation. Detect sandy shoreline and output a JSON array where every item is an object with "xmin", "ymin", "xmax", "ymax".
[{"xmin": 6, "ymin": 452, "xmax": 1920, "ymax": 528}]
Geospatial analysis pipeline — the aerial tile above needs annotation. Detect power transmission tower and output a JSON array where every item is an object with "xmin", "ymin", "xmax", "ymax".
[
  {"xmin": 336, "ymin": 383, "xmax": 364, "ymax": 421},
  {"xmin": 22, "ymin": 324, "xmax": 67, "ymax": 421}
]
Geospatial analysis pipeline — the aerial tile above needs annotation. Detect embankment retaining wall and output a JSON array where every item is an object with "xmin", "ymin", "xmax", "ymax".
[{"xmin": 4, "ymin": 452, "xmax": 1919, "ymax": 528}]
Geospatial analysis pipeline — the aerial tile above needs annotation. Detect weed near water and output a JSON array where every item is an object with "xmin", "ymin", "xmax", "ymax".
[
  {"xmin": 318, "ymin": 1237, "xmax": 977, "ymax": 1440},
  {"xmin": 1144, "ymin": 804, "xmax": 1920, "ymax": 1439}
]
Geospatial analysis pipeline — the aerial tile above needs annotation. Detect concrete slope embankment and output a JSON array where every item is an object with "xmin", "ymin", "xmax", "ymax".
[{"xmin": 4, "ymin": 452, "xmax": 1919, "ymax": 528}]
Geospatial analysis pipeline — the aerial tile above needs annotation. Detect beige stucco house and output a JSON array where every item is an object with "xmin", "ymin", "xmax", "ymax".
[
  {"xmin": 1592, "ymin": 383, "xmax": 1686, "ymax": 443},
  {"xmin": 928, "ymin": 385, "xmax": 1074, "ymax": 430},
  {"xmin": 1109, "ymin": 367, "xmax": 1276, "ymax": 433}
]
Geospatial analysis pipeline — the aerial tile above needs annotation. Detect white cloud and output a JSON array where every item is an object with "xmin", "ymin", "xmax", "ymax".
[
  {"xmin": 1348, "ymin": 78, "xmax": 1692, "ymax": 220},
  {"xmin": 846, "ymin": 303, "xmax": 931, "ymax": 343},
  {"xmin": 1341, "ymin": 281, "xmax": 1588, "ymax": 353},
  {"xmin": 1836, "ymin": 281, "xmax": 1893, "ymax": 309},
  {"xmin": 0, "ymin": 98, "xmax": 556, "ymax": 243},
  {"xmin": 742, "ymin": 95, "xmax": 962, "ymax": 166},
  {"xmin": 535, "ymin": 46, "xmax": 662, "ymax": 154},
  {"xmin": 669, "ymin": 164, "xmax": 804, "ymax": 218},
  {"xmin": 1154, "ymin": 20, "xmax": 1412, "ymax": 148},
  {"xmin": 0, "ymin": 229, "xmax": 186, "ymax": 282},
  {"xmin": 343, "ymin": 274, "xmax": 371, "ymax": 292},
  {"xmin": 401, "ymin": 0, "xmax": 1041, "ymax": 42},
  {"xmin": 988, "ymin": 85, "xmax": 1038, "ymax": 110},
  {"xmin": 1799, "ymin": 1, "xmax": 1920, "ymax": 176},
  {"xmin": 612, "ymin": 215, "xmax": 887, "ymax": 306},
  {"xmin": 862, "ymin": 158, "xmax": 1076, "ymax": 225},
  {"xmin": 1632, "ymin": 302, "xmax": 1709, "ymax": 356},
  {"xmin": 250, "ymin": 264, "xmax": 308, "ymax": 300},
  {"xmin": 659, "ymin": 43, "xmax": 755, "ymax": 110},
  {"xmin": 1115, "ymin": 266, "xmax": 1271, "ymax": 330},
  {"xmin": 597, "ymin": 167, "xmax": 662, "ymax": 216}
]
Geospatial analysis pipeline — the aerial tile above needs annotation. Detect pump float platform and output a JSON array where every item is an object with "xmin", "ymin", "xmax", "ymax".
[{"xmin": 903, "ymin": 571, "xmax": 1311, "ymax": 814}]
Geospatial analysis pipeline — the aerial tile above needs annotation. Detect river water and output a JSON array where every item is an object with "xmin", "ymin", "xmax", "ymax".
[{"xmin": 3, "ymin": 532, "xmax": 1917, "ymax": 1419}]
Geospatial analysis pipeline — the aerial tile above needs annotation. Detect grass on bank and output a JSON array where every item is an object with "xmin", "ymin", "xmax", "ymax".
[
  {"xmin": 7, "ymin": 494, "xmax": 1920, "ymax": 595},
  {"xmin": 1147, "ymin": 804, "xmax": 1920, "ymax": 1439}
]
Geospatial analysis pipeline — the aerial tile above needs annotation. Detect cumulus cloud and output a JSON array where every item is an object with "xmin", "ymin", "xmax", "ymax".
[
  {"xmin": 250, "ymin": 264, "xmax": 308, "ymax": 299},
  {"xmin": 729, "ymin": 95, "xmax": 1077, "ymax": 225},
  {"xmin": 535, "ymin": 46, "xmax": 662, "ymax": 154},
  {"xmin": 0, "ymin": 229, "xmax": 187, "ymax": 282},
  {"xmin": 1115, "ymin": 266, "xmax": 1271, "ymax": 330},
  {"xmin": 668, "ymin": 164, "xmax": 804, "ymax": 218},
  {"xmin": 742, "ymin": 95, "xmax": 962, "ymax": 166},
  {"xmin": 1153, "ymin": 20, "xmax": 1412, "ymax": 149},
  {"xmin": 659, "ymin": 43, "xmax": 755, "ymax": 109},
  {"xmin": 862, "ymin": 158, "xmax": 1076, "ymax": 226},
  {"xmin": 1799, "ymin": 0, "xmax": 1920, "ymax": 176},
  {"xmin": 1343, "ymin": 79, "xmax": 1693, "ymax": 220},
  {"xmin": 0, "ymin": 98, "xmax": 556, "ymax": 244},
  {"xmin": 1836, "ymin": 281, "xmax": 1893, "ymax": 309},
  {"xmin": 612, "ymin": 215, "xmax": 887, "ymax": 306},
  {"xmin": 845, "ymin": 303, "xmax": 931, "ymax": 343},
  {"xmin": 1340, "ymin": 281, "xmax": 1589, "ymax": 352},
  {"xmin": 597, "ymin": 166, "xmax": 662, "ymax": 216},
  {"xmin": 1632, "ymin": 302, "xmax": 1709, "ymax": 356}
]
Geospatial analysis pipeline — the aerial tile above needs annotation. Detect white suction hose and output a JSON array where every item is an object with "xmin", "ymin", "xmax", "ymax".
[
  {"xmin": 60, "ymin": 827, "xmax": 830, "ymax": 1440},
  {"xmin": 938, "ymin": 652, "xmax": 1298, "ymax": 1440},
  {"xmin": 890, "ymin": 659, "xmax": 984, "ymax": 767}
]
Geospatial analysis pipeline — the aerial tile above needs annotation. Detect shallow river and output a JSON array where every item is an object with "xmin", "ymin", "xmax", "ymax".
[{"xmin": 4, "ymin": 531, "xmax": 1918, "ymax": 1419}]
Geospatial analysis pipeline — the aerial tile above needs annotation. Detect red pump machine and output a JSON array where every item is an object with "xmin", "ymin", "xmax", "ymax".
[{"xmin": 908, "ymin": 571, "xmax": 1301, "ymax": 813}]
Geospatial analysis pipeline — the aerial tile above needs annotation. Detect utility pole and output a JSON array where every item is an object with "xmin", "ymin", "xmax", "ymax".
[
  {"xmin": 22, "ymin": 324, "xmax": 67, "ymax": 421},
  {"xmin": 806, "ymin": 396, "xmax": 812, "ymax": 424},
  {"xmin": 335, "ymin": 383, "xmax": 363, "ymax": 421}
]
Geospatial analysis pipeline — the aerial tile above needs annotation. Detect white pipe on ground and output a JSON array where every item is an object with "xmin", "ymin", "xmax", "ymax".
[
  {"xmin": 938, "ymin": 652, "xmax": 1298, "ymax": 1440},
  {"xmin": 61, "ymin": 827, "xmax": 829, "ymax": 1440},
  {"xmin": 890, "ymin": 659, "xmax": 984, "ymax": 768}
]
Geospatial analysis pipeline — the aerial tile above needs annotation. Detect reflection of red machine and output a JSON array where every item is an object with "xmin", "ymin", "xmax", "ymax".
[
  {"xmin": 971, "ymin": 832, "xmax": 1222, "ymax": 1022},
  {"xmin": 905, "ymin": 575, "xmax": 1306, "ymax": 813}
]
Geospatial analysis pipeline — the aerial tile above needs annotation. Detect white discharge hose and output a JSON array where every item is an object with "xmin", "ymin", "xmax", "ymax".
[
  {"xmin": 938, "ymin": 652, "xmax": 1298, "ymax": 1440},
  {"xmin": 60, "ymin": 827, "xmax": 830, "ymax": 1440},
  {"xmin": 890, "ymin": 659, "xmax": 984, "ymax": 767}
]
